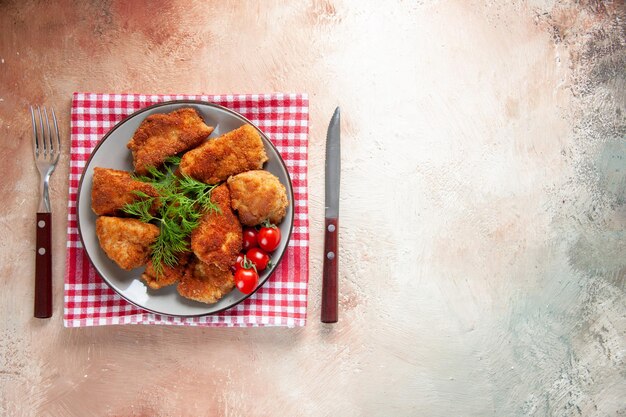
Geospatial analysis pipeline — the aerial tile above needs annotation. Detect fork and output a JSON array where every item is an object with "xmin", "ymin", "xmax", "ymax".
[{"xmin": 31, "ymin": 106, "xmax": 60, "ymax": 318}]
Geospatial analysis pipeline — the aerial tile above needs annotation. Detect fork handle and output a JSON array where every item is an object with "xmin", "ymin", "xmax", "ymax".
[{"xmin": 35, "ymin": 212, "xmax": 52, "ymax": 318}]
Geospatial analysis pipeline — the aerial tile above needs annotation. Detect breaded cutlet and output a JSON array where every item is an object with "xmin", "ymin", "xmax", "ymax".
[
  {"xmin": 190, "ymin": 184, "xmax": 242, "ymax": 270},
  {"xmin": 91, "ymin": 167, "xmax": 160, "ymax": 216},
  {"xmin": 179, "ymin": 124, "xmax": 268, "ymax": 185},
  {"xmin": 127, "ymin": 107, "xmax": 214, "ymax": 175},
  {"xmin": 95, "ymin": 216, "xmax": 160, "ymax": 270},
  {"xmin": 141, "ymin": 253, "xmax": 190, "ymax": 290},
  {"xmin": 177, "ymin": 257, "xmax": 235, "ymax": 304},
  {"xmin": 227, "ymin": 169, "xmax": 289, "ymax": 226}
]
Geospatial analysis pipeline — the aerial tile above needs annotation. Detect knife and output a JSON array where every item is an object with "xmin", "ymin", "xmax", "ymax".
[{"xmin": 321, "ymin": 107, "xmax": 340, "ymax": 323}]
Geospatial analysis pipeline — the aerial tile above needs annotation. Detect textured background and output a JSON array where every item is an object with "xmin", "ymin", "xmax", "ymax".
[{"xmin": 0, "ymin": 1, "xmax": 624, "ymax": 416}]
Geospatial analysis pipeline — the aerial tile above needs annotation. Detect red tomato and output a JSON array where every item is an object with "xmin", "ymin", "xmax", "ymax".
[
  {"xmin": 242, "ymin": 227, "xmax": 258, "ymax": 251},
  {"xmin": 235, "ymin": 267, "xmax": 258, "ymax": 294},
  {"xmin": 258, "ymin": 226, "xmax": 281, "ymax": 252},
  {"xmin": 247, "ymin": 247, "xmax": 270, "ymax": 271},
  {"xmin": 231, "ymin": 252, "xmax": 245, "ymax": 273}
]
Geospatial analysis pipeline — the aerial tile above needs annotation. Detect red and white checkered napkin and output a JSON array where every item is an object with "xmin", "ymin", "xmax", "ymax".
[{"xmin": 65, "ymin": 93, "xmax": 309, "ymax": 327}]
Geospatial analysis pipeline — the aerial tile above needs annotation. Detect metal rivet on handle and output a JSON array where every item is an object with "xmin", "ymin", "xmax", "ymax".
[
  {"xmin": 328, "ymin": 224, "xmax": 335, "ymax": 232},
  {"xmin": 38, "ymin": 220, "xmax": 46, "ymax": 228},
  {"xmin": 38, "ymin": 247, "xmax": 46, "ymax": 255},
  {"xmin": 327, "ymin": 251, "xmax": 335, "ymax": 260}
]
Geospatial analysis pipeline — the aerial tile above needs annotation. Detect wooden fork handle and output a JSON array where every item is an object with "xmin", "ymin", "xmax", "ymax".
[{"xmin": 35, "ymin": 212, "xmax": 52, "ymax": 318}]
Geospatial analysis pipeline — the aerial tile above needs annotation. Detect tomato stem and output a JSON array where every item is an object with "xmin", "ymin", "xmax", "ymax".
[
  {"xmin": 261, "ymin": 219, "xmax": 277, "ymax": 229},
  {"xmin": 241, "ymin": 255, "xmax": 258, "ymax": 273}
]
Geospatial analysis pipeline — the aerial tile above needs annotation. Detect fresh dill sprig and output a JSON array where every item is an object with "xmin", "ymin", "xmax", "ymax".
[
  {"xmin": 122, "ymin": 159, "xmax": 219, "ymax": 277},
  {"xmin": 122, "ymin": 192, "xmax": 156, "ymax": 223},
  {"xmin": 176, "ymin": 175, "xmax": 219, "ymax": 212},
  {"xmin": 165, "ymin": 155, "xmax": 182, "ymax": 166}
]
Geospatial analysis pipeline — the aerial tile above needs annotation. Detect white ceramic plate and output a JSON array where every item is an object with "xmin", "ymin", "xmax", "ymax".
[{"xmin": 76, "ymin": 101, "xmax": 294, "ymax": 317}]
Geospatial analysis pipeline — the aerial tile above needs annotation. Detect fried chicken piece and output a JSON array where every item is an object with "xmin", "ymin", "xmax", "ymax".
[
  {"xmin": 141, "ymin": 253, "xmax": 190, "ymax": 290},
  {"xmin": 226, "ymin": 170, "xmax": 289, "ymax": 226},
  {"xmin": 95, "ymin": 216, "xmax": 160, "ymax": 270},
  {"xmin": 190, "ymin": 184, "xmax": 242, "ymax": 270},
  {"xmin": 91, "ymin": 167, "xmax": 160, "ymax": 216},
  {"xmin": 179, "ymin": 124, "xmax": 268, "ymax": 184},
  {"xmin": 177, "ymin": 258, "xmax": 235, "ymax": 304},
  {"xmin": 127, "ymin": 107, "xmax": 214, "ymax": 175}
]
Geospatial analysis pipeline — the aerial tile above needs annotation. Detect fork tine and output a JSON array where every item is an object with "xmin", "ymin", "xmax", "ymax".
[
  {"xmin": 37, "ymin": 106, "xmax": 47, "ymax": 157},
  {"xmin": 51, "ymin": 107, "xmax": 60, "ymax": 156},
  {"xmin": 30, "ymin": 106, "xmax": 39, "ymax": 157},
  {"xmin": 43, "ymin": 107, "xmax": 52, "ymax": 158}
]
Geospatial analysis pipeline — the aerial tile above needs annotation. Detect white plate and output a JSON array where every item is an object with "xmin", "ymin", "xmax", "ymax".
[{"xmin": 76, "ymin": 101, "xmax": 294, "ymax": 317}]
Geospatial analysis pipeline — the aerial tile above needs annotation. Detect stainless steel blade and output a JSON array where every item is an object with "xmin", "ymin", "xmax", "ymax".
[{"xmin": 325, "ymin": 107, "xmax": 341, "ymax": 218}]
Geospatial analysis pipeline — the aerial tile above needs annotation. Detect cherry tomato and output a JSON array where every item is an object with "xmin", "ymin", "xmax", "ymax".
[
  {"xmin": 247, "ymin": 247, "xmax": 270, "ymax": 272},
  {"xmin": 235, "ymin": 267, "xmax": 258, "ymax": 294},
  {"xmin": 258, "ymin": 225, "xmax": 281, "ymax": 252},
  {"xmin": 242, "ymin": 227, "xmax": 258, "ymax": 251},
  {"xmin": 231, "ymin": 252, "xmax": 245, "ymax": 273}
]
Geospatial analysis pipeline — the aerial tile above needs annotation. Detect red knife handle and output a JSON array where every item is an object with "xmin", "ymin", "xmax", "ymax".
[
  {"xmin": 35, "ymin": 212, "xmax": 52, "ymax": 318},
  {"xmin": 321, "ymin": 217, "xmax": 338, "ymax": 323}
]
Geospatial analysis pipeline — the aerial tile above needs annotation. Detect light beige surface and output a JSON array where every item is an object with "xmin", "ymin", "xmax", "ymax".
[{"xmin": 1, "ymin": 1, "xmax": 625, "ymax": 416}]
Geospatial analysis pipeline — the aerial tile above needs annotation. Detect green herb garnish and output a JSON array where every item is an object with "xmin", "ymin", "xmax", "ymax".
[{"xmin": 122, "ymin": 158, "xmax": 219, "ymax": 276}]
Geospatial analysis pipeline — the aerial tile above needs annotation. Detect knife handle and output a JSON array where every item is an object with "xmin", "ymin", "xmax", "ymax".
[
  {"xmin": 35, "ymin": 212, "xmax": 52, "ymax": 318},
  {"xmin": 321, "ymin": 217, "xmax": 338, "ymax": 323}
]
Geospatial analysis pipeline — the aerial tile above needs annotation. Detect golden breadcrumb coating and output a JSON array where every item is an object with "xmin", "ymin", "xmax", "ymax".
[
  {"xmin": 227, "ymin": 170, "xmax": 289, "ymax": 226},
  {"xmin": 179, "ymin": 124, "xmax": 268, "ymax": 184},
  {"xmin": 127, "ymin": 107, "xmax": 214, "ymax": 175},
  {"xmin": 177, "ymin": 257, "xmax": 235, "ymax": 304},
  {"xmin": 141, "ymin": 253, "xmax": 190, "ymax": 290},
  {"xmin": 91, "ymin": 167, "xmax": 160, "ymax": 216},
  {"xmin": 95, "ymin": 216, "xmax": 160, "ymax": 270},
  {"xmin": 190, "ymin": 184, "xmax": 242, "ymax": 270}
]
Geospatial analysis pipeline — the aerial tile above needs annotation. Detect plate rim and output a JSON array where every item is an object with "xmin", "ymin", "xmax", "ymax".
[{"xmin": 75, "ymin": 99, "xmax": 295, "ymax": 317}]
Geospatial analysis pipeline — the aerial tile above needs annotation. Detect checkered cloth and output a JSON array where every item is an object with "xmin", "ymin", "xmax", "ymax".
[{"xmin": 64, "ymin": 93, "xmax": 309, "ymax": 327}]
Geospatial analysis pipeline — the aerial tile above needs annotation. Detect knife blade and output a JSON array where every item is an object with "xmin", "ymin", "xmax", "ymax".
[{"xmin": 321, "ymin": 106, "xmax": 340, "ymax": 323}]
